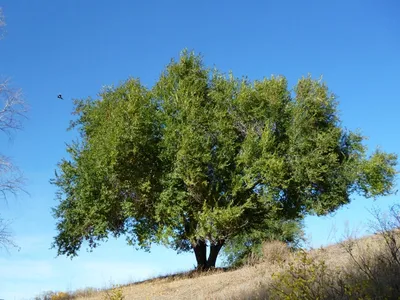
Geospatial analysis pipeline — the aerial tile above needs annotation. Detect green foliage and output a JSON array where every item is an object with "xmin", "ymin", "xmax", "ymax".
[
  {"xmin": 268, "ymin": 231, "xmax": 400, "ymax": 300},
  {"xmin": 268, "ymin": 203, "xmax": 400, "ymax": 300},
  {"xmin": 270, "ymin": 251, "xmax": 330, "ymax": 300},
  {"xmin": 50, "ymin": 292, "xmax": 72, "ymax": 300},
  {"xmin": 103, "ymin": 284, "xmax": 124, "ymax": 300},
  {"xmin": 52, "ymin": 50, "xmax": 397, "ymax": 266},
  {"xmin": 222, "ymin": 219, "xmax": 303, "ymax": 267},
  {"xmin": 269, "ymin": 251, "xmax": 360, "ymax": 300},
  {"xmin": 34, "ymin": 291, "xmax": 72, "ymax": 300}
]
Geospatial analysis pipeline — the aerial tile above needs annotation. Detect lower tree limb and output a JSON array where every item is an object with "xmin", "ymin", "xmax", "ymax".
[
  {"xmin": 193, "ymin": 239, "xmax": 207, "ymax": 270},
  {"xmin": 207, "ymin": 239, "xmax": 225, "ymax": 268},
  {"xmin": 193, "ymin": 239, "xmax": 225, "ymax": 270}
]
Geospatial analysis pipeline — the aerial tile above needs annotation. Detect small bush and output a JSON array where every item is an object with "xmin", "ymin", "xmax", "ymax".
[
  {"xmin": 51, "ymin": 292, "xmax": 71, "ymax": 300},
  {"xmin": 103, "ymin": 284, "xmax": 124, "ymax": 300},
  {"xmin": 269, "ymin": 250, "xmax": 346, "ymax": 300},
  {"xmin": 235, "ymin": 240, "xmax": 292, "ymax": 267},
  {"xmin": 222, "ymin": 220, "xmax": 304, "ymax": 267},
  {"xmin": 339, "ymin": 204, "xmax": 400, "ymax": 299},
  {"xmin": 34, "ymin": 291, "xmax": 73, "ymax": 300},
  {"xmin": 72, "ymin": 287, "xmax": 98, "ymax": 298},
  {"xmin": 264, "ymin": 203, "xmax": 400, "ymax": 300},
  {"xmin": 261, "ymin": 241, "xmax": 291, "ymax": 265}
]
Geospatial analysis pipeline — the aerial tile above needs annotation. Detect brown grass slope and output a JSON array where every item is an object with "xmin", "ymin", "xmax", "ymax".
[{"xmin": 42, "ymin": 229, "xmax": 400, "ymax": 300}]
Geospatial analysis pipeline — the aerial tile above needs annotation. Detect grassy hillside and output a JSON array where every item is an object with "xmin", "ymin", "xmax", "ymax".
[{"xmin": 36, "ymin": 228, "xmax": 400, "ymax": 300}]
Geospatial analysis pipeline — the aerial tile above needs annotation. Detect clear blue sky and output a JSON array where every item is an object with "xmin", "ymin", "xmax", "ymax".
[{"xmin": 0, "ymin": 0, "xmax": 399, "ymax": 298}]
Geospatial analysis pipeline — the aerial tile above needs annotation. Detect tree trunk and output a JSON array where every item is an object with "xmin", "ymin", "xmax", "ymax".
[
  {"xmin": 192, "ymin": 239, "xmax": 225, "ymax": 270},
  {"xmin": 207, "ymin": 239, "xmax": 225, "ymax": 268},
  {"xmin": 193, "ymin": 239, "xmax": 207, "ymax": 270}
]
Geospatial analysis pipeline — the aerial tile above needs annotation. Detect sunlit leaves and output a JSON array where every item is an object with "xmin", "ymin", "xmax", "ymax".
[{"xmin": 52, "ymin": 51, "xmax": 397, "ymax": 260}]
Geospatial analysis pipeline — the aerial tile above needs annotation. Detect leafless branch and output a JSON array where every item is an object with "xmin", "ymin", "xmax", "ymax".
[
  {"xmin": 0, "ymin": 79, "xmax": 27, "ymax": 137},
  {"xmin": 0, "ymin": 217, "xmax": 18, "ymax": 251},
  {"xmin": 0, "ymin": 8, "xmax": 26, "ymax": 252},
  {"xmin": 0, "ymin": 8, "xmax": 5, "ymax": 39},
  {"xmin": 0, "ymin": 154, "xmax": 25, "ymax": 251},
  {"xmin": 0, "ymin": 154, "xmax": 26, "ymax": 203}
]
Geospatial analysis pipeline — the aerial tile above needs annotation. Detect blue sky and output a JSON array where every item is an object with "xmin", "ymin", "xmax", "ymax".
[{"xmin": 0, "ymin": 0, "xmax": 399, "ymax": 298}]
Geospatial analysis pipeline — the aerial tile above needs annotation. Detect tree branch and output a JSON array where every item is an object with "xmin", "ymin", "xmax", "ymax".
[{"xmin": 0, "ymin": 79, "xmax": 27, "ymax": 137}]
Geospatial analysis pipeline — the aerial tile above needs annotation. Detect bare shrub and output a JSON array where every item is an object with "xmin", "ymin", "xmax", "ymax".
[
  {"xmin": 72, "ymin": 287, "xmax": 99, "ymax": 298},
  {"xmin": 339, "ymin": 204, "xmax": 400, "ymax": 299},
  {"xmin": 264, "ymin": 204, "xmax": 400, "ymax": 300},
  {"xmin": 241, "ymin": 240, "xmax": 292, "ymax": 267},
  {"xmin": 260, "ymin": 241, "xmax": 291, "ymax": 266}
]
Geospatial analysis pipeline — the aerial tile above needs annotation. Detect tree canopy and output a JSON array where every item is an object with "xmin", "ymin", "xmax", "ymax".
[{"xmin": 52, "ymin": 51, "xmax": 397, "ymax": 269}]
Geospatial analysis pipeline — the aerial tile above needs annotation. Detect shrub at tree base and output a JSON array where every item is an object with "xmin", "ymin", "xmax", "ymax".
[{"xmin": 52, "ymin": 50, "xmax": 397, "ymax": 270}]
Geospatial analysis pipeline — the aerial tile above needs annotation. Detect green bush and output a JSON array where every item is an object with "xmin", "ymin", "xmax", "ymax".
[
  {"xmin": 51, "ymin": 292, "xmax": 72, "ymax": 300},
  {"xmin": 34, "ymin": 291, "xmax": 72, "ymax": 300},
  {"xmin": 266, "ymin": 204, "xmax": 400, "ymax": 300},
  {"xmin": 103, "ymin": 284, "xmax": 124, "ymax": 300},
  {"xmin": 269, "ymin": 250, "xmax": 346, "ymax": 300},
  {"xmin": 223, "ymin": 219, "xmax": 304, "ymax": 267}
]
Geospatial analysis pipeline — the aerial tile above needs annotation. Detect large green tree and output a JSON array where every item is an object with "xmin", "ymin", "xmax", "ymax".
[{"xmin": 52, "ymin": 51, "xmax": 397, "ymax": 269}]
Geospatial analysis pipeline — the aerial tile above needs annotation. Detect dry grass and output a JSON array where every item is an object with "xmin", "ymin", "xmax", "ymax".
[
  {"xmin": 40, "ymin": 233, "xmax": 399, "ymax": 300},
  {"xmin": 70, "ymin": 263, "xmax": 280, "ymax": 300},
  {"xmin": 37, "ymin": 205, "xmax": 400, "ymax": 300},
  {"xmin": 68, "ymin": 241, "xmax": 349, "ymax": 299}
]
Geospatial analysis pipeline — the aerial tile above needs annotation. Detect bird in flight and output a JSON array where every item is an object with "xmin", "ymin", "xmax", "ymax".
[{"xmin": 57, "ymin": 94, "xmax": 63, "ymax": 100}]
